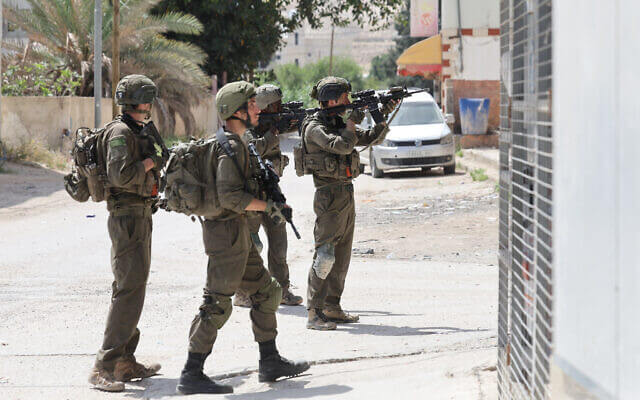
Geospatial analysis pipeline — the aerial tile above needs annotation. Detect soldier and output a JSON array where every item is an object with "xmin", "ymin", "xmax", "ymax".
[
  {"xmin": 89, "ymin": 75, "xmax": 164, "ymax": 391},
  {"xmin": 234, "ymin": 84, "xmax": 303, "ymax": 308},
  {"xmin": 301, "ymin": 77, "xmax": 393, "ymax": 330},
  {"xmin": 176, "ymin": 81, "xmax": 310, "ymax": 395}
]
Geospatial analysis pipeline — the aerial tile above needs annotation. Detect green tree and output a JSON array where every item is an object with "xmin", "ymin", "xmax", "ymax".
[
  {"xmin": 4, "ymin": 0, "xmax": 208, "ymax": 135},
  {"xmin": 270, "ymin": 56, "xmax": 367, "ymax": 106},
  {"xmin": 154, "ymin": 0, "xmax": 403, "ymax": 83}
]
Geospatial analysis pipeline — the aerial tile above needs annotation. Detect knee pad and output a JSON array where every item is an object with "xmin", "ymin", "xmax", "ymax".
[
  {"xmin": 312, "ymin": 243, "xmax": 335, "ymax": 280},
  {"xmin": 198, "ymin": 294, "xmax": 232, "ymax": 329},
  {"xmin": 253, "ymin": 277, "xmax": 282, "ymax": 314}
]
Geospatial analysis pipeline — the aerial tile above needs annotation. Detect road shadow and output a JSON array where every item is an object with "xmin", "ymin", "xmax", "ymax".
[
  {"xmin": 365, "ymin": 169, "xmax": 466, "ymax": 180},
  {"xmin": 124, "ymin": 373, "xmax": 252, "ymax": 399},
  {"xmin": 226, "ymin": 380, "xmax": 352, "ymax": 399},
  {"xmin": 339, "ymin": 324, "xmax": 489, "ymax": 337},
  {"xmin": 346, "ymin": 310, "xmax": 423, "ymax": 317},
  {"xmin": 0, "ymin": 162, "xmax": 66, "ymax": 209}
]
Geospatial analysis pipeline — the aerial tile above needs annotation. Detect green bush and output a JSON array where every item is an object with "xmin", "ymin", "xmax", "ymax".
[
  {"xmin": 470, "ymin": 168, "xmax": 489, "ymax": 182},
  {"xmin": 1, "ymin": 62, "xmax": 81, "ymax": 96},
  {"xmin": 263, "ymin": 56, "xmax": 380, "ymax": 107}
]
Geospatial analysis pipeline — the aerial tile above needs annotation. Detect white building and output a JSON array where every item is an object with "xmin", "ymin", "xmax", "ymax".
[
  {"xmin": 498, "ymin": 0, "xmax": 640, "ymax": 398},
  {"xmin": 270, "ymin": 18, "xmax": 397, "ymax": 73},
  {"xmin": 439, "ymin": 0, "xmax": 501, "ymax": 131}
]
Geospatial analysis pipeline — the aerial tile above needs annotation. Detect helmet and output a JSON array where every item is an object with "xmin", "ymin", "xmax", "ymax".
[
  {"xmin": 115, "ymin": 74, "xmax": 157, "ymax": 106},
  {"xmin": 255, "ymin": 84, "xmax": 283, "ymax": 110},
  {"xmin": 310, "ymin": 76, "xmax": 351, "ymax": 102},
  {"xmin": 216, "ymin": 81, "xmax": 256, "ymax": 120}
]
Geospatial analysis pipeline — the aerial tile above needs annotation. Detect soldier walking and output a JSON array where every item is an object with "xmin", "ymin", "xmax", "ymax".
[
  {"xmin": 234, "ymin": 84, "xmax": 303, "ymax": 308},
  {"xmin": 176, "ymin": 81, "xmax": 309, "ymax": 395},
  {"xmin": 300, "ymin": 77, "xmax": 393, "ymax": 330},
  {"xmin": 90, "ymin": 75, "xmax": 164, "ymax": 391}
]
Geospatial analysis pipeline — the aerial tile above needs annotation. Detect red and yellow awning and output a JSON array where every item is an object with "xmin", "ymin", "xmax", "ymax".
[{"xmin": 396, "ymin": 34, "xmax": 442, "ymax": 77}]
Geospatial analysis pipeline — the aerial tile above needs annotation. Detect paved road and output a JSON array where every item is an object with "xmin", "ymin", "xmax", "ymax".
[{"xmin": 0, "ymin": 141, "xmax": 498, "ymax": 399}]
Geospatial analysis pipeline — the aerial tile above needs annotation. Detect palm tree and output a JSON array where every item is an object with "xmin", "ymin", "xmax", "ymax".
[{"xmin": 4, "ymin": 0, "xmax": 209, "ymax": 135}]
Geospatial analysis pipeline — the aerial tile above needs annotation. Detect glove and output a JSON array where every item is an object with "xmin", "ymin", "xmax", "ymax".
[
  {"xmin": 369, "ymin": 106, "xmax": 385, "ymax": 124},
  {"xmin": 341, "ymin": 109, "xmax": 366, "ymax": 125},
  {"xmin": 381, "ymin": 101, "xmax": 397, "ymax": 116},
  {"xmin": 265, "ymin": 199, "xmax": 287, "ymax": 225}
]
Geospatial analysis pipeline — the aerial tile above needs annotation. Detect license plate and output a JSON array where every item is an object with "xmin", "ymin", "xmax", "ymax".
[{"xmin": 407, "ymin": 150, "xmax": 428, "ymax": 158}]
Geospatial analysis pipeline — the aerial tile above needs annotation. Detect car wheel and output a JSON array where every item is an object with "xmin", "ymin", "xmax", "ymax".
[
  {"xmin": 443, "ymin": 163, "xmax": 456, "ymax": 175},
  {"xmin": 370, "ymin": 149, "xmax": 384, "ymax": 178}
]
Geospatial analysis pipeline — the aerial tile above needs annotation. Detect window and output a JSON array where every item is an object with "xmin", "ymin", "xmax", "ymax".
[{"xmin": 294, "ymin": 33, "xmax": 299, "ymax": 45}]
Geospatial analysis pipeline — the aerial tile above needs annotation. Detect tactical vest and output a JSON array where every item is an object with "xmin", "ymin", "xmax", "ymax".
[{"xmin": 294, "ymin": 114, "xmax": 360, "ymax": 180}]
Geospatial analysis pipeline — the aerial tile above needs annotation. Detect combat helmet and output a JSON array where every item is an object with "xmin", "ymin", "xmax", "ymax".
[
  {"xmin": 216, "ymin": 81, "xmax": 257, "ymax": 120},
  {"xmin": 255, "ymin": 84, "xmax": 283, "ymax": 110},
  {"xmin": 310, "ymin": 77, "xmax": 352, "ymax": 102},
  {"xmin": 115, "ymin": 75, "xmax": 157, "ymax": 113}
]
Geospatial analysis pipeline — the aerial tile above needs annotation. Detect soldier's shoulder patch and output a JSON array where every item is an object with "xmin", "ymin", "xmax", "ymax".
[{"xmin": 109, "ymin": 137, "xmax": 126, "ymax": 148}]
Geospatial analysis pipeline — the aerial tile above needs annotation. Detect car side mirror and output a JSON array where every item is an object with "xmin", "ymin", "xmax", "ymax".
[{"xmin": 445, "ymin": 114, "xmax": 455, "ymax": 124}]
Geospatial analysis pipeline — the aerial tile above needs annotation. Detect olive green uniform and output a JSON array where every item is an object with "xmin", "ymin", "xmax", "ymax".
[
  {"xmin": 303, "ymin": 113, "xmax": 386, "ymax": 311},
  {"xmin": 95, "ymin": 114, "xmax": 158, "ymax": 370},
  {"xmin": 188, "ymin": 130, "xmax": 281, "ymax": 354},
  {"xmin": 246, "ymin": 127, "xmax": 291, "ymax": 288}
]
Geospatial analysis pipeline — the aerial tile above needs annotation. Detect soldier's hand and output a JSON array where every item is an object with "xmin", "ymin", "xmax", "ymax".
[
  {"xmin": 143, "ymin": 158, "xmax": 155, "ymax": 172},
  {"xmin": 265, "ymin": 199, "xmax": 287, "ymax": 225},
  {"xmin": 382, "ymin": 100, "xmax": 400, "ymax": 116}
]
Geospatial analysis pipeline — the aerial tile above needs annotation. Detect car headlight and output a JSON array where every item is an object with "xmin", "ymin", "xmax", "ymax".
[
  {"xmin": 381, "ymin": 139, "xmax": 395, "ymax": 147},
  {"xmin": 440, "ymin": 134, "xmax": 453, "ymax": 145}
]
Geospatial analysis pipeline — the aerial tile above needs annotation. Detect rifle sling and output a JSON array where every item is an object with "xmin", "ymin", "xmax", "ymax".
[{"xmin": 216, "ymin": 129, "xmax": 250, "ymax": 192}]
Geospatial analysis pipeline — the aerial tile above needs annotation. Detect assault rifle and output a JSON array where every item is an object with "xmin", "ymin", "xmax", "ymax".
[
  {"xmin": 247, "ymin": 142, "xmax": 302, "ymax": 239},
  {"xmin": 258, "ymin": 101, "xmax": 308, "ymax": 134},
  {"xmin": 317, "ymin": 87, "xmax": 428, "ymax": 123},
  {"xmin": 140, "ymin": 121, "xmax": 170, "ymax": 163}
]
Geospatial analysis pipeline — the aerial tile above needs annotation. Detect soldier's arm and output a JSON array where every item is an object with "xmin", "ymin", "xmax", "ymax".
[
  {"xmin": 105, "ymin": 127, "xmax": 149, "ymax": 188},
  {"xmin": 250, "ymin": 129, "xmax": 279, "ymax": 157},
  {"xmin": 355, "ymin": 123, "xmax": 389, "ymax": 146},
  {"xmin": 216, "ymin": 139, "xmax": 255, "ymax": 213},
  {"xmin": 306, "ymin": 122, "xmax": 357, "ymax": 155}
]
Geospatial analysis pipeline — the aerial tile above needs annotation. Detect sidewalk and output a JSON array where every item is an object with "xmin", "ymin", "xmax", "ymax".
[{"xmin": 457, "ymin": 148, "xmax": 500, "ymax": 182}]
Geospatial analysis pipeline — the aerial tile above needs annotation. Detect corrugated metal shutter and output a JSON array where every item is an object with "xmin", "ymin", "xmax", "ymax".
[{"xmin": 498, "ymin": 0, "xmax": 553, "ymax": 398}]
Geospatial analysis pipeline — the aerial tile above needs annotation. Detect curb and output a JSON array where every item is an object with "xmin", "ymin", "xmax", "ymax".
[{"xmin": 457, "ymin": 149, "xmax": 499, "ymax": 182}]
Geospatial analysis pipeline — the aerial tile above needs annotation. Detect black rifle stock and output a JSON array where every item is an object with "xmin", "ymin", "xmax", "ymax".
[{"xmin": 247, "ymin": 142, "xmax": 301, "ymax": 239}]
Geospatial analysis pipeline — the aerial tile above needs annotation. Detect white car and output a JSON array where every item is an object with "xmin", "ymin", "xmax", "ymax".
[{"xmin": 360, "ymin": 91, "xmax": 456, "ymax": 178}]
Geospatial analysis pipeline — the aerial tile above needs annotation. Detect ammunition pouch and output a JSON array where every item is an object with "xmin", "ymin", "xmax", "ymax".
[{"xmin": 295, "ymin": 149, "xmax": 360, "ymax": 179}]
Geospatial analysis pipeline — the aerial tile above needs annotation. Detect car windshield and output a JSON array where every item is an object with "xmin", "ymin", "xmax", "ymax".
[{"xmin": 389, "ymin": 102, "xmax": 443, "ymax": 126}]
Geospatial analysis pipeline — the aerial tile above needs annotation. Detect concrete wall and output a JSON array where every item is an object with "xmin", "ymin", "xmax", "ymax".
[
  {"xmin": 0, "ymin": 96, "xmax": 217, "ymax": 152},
  {"xmin": 1, "ymin": 97, "xmax": 113, "ymax": 151},
  {"xmin": 552, "ymin": 0, "xmax": 640, "ymax": 398},
  {"xmin": 441, "ymin": 0, "xmax": 500, "ymax": 30},
  {"xmin": 446, "ymin": 79, "xmax": 499, "ymax": 133}
]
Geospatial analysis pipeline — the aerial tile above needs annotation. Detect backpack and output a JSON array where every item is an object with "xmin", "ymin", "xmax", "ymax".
[
  {"xmin": 160, "ymin": 137, "xmax": 222, "ymax": 218},
  {"xmin": 64, "ymin": 124, "xmax": 113, "ymax": 202}
]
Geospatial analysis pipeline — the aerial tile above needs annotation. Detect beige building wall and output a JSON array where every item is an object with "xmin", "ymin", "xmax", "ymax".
[
  {"xmin": 0, "ymin": 96, "xmax": 217, "ymax": 151},
  {"xmin": 271, "ymin": 18, "xmax": 398, "ymax": 73}
]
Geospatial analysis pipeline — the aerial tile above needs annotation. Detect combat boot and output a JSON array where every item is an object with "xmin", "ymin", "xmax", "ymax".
[
  {"xmin": 233, "ymin": 289, "xmax": 252, "ymax": 308},
  {"xmin": 89, "ymin": 367, "xmax": 125, "ymax": 392},
  {"xmin": 323, "ymin": 308, "xmax": 360, "ymax": 323},
  {"xmin": 259, "ymin": 353, "xmax": 310, "ymax": 382},
  {"xmin": 280, "ymin": 286, "xmax": 303, "ymax": 306},
  {"xmin": 113, "ymin": 355, "xmax": 161, "ymax": 382},
  {"xmin": 306, "ymin": 308, "xmax": 337, "ymax": 330},
  {"xmin": 176, "ymin": 352, "xmax": 233, "ymax": 395}
]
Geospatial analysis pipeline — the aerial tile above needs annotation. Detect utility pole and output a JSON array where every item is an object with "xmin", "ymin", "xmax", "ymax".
[
  {"xmin": 111, "ymin": 0, "xmax": 120, "ymax": 118},
  {"xmin": 94, "ymin": 0, "xmax": 102, "ymax": 128},
  {"xmin": 329, "ymin": 24, "xmax": 335, "ymax": 75}
]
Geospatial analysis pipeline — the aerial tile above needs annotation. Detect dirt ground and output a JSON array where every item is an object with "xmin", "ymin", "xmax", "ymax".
[{"xmin": 0, "ymin": 139, "xmax": 499, "ymax": 399}]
